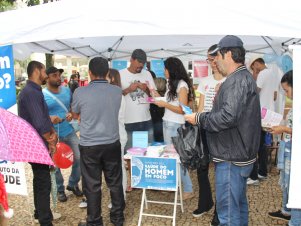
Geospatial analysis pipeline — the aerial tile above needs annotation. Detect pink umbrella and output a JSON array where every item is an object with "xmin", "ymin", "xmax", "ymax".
[{"xmin": 0, "ymin": 107, "xmax": 54, "ymax": 165}]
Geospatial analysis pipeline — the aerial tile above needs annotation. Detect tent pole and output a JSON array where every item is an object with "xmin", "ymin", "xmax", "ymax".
[{"xmin": 261, "ymin": 36, "xmax": 277, "ymax": 55}]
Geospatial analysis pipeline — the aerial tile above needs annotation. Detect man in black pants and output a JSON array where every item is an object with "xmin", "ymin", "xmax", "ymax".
[
  {"xmin": 193, "ymin": 44, "xmax": 226, "ymax": 225},
  {"xmin": 72, "ymin": 57, "xmax": 124, "ymax": 226},
  {"xmin": 18, "ymin": 61, "xmax": 58, "ymax": 226},
  {"xmin": 247, "ymin": 131, "xmax": 268, "ymax": 185}
]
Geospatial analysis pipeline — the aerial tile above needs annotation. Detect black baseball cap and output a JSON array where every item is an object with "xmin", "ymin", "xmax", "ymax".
[
  {"xmin": 131, "ymin": 49, "xmax": 147, "ymax": 64},
  {"xmin": 209, "ymin": 35, "xmax": 244, "ymax": 55},
  {"xmin": 46, "ymin": 66, "xmax": 64, "ymax": 75}
]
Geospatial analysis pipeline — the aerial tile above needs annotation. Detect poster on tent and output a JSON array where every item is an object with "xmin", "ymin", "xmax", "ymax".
[
  {"xmin": 131, "ymin": 156, "xmax": 177, "ymax": 191},
  {"xmin": 0, "ymin": 45, "xmax": 16, "ymax": 110},
  {"xmin": 193, "ymin": 60, "xmax": 208, "ymax": 78},
  {"xmin": 150, "ymin": 60, "xmax": 165, "ymax": 78},
  {"xmin": 0, "ymin": 160, "xmax": 28, "ymax": 196},
  {"xmin": 112, "ymin": 60, "xmax": 127, "ymax": 71}
]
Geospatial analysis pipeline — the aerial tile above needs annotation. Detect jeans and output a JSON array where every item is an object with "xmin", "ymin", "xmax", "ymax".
[
  {"xmin": 163, "ymin": 120, "xmax": 193, "ymax": 193},
  {"xmin": 289, "ymin": 209, "xmax": 301, "ymax": 226},
  {"xmin": 279, "ymin": 146, "xmax": 301, "ymax": 226},
  {"xmin": 55, "ymin": 131, "xmax": 81, "ymax": 192},
  {"xmin": 31, "ymin": 163, "xmax": 53, "ymax": 226},
  {"xmin": 124, "ymin": 120, "xmax": 153, "ymax": 152},
  {"xmin": 215, "ymin": 161, "xmax": 253, "ymax": 226},
  {"xmin": 282, "ymin": 182, "xmax": 291, "ymax": 214},
  {"xmin": 280, "ymin": 152, "xmax": 291, "ymax": 214},
  {"xmin": 80, "ymin": 140, "xmax": 125, "ymax": 226}
]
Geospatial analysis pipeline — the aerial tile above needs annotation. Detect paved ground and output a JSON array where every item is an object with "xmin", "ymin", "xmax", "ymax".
[{"xmin": 7, "ymin": 161, "xmax": 288, "ymax": 226}]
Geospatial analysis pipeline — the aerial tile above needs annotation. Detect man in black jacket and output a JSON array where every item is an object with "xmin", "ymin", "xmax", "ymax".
[{"xmin": 185, "ymin": 35, "xmax": 261, "ymax": 226}]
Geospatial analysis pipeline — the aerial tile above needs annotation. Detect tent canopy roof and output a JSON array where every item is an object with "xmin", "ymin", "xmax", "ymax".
[{"xmin": 1, "ymin": 0, "xmax": 301, "ymax": 60}]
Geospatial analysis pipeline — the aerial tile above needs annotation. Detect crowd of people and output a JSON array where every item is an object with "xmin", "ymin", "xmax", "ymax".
[{"xmin": 16, "ymin": 35, "xmax": 299, "ymax": 226}]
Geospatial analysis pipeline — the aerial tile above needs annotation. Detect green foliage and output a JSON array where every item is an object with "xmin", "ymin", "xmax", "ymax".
[
  {"xmin": 45, "ymin": 53, "xmax": 54, "ymax": 68},
  {"xmin": 0, "ymin": 0, "xmax": 15, "ymax": 12},
  {"xmin": 26, "ymin": 0, "xmax": 40, "ymax": 6}
]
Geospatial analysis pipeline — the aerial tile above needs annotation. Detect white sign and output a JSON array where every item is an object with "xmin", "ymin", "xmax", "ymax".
[{"xmin": 0, "ymin": 160, "xmax": 28, "ymax": 196}]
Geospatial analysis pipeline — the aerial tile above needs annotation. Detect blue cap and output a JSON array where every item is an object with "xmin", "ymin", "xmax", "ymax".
[{"xmin": 209, "ymin": 35, "xmax": 244, "ymax": 55}]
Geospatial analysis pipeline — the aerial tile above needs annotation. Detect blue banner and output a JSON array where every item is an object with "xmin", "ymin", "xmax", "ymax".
[
  {"xmin": 112, "ymin": 60, "xmax": 127, "ymax": 70},
  {"xmin": 150, "ymin": 60, "xmax": 165, "ymax": 78},
  {"xmin": 0, "ymin": 45, "xmax": 16, "ymax": 109},
  {"xmin": 131, "ymin": 156, "xmax": 177, "ymax": 191}
]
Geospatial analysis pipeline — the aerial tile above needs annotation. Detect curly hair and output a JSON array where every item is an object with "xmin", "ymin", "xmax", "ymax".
[{"xmin": 164, "ymin": 57, "xmax": 195, "ymax": 102}]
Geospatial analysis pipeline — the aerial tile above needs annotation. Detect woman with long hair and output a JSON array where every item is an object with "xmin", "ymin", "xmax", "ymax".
[
  {"xmin": 108, "ymin": 68, "xmax": 128, "ymax": 196},
  {"xmin": 154, "ymin": 57, "xmax": 195, "ymax": 200},
  {"xmin": 268, "ymin": 70, "xmax": 301, "ymax": 226}
]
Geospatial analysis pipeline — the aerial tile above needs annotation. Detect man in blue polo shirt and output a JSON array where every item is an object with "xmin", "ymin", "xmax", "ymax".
[
  {"xmin": 43, "ymin": 66, "xmax": 82, "ymax": 202},
  {"xmin": 72, "ymin": 57, "xmax": 124, "ymax": 226}
]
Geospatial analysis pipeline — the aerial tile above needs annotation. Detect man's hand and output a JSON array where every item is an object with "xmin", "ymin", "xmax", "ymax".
[
  {"xmin": 137, "ymin": 82, "xmax": 148, "ymax": 92},
  {"xmin": 129, "ymin": 82, "xmax": 139, "ymax": 92},
  {"xmin": 47, "ymin": 132, "xmax": 58, "ymax": 145},
  {"xmin": 50, "ymin": 115, "xmax": 63, "ymax": 124},
  {"xmin": 65, "ymin": 112, "xmax": 73, "ymax": 122},
  {"xmin": 184, "ymin": 113, "xmax": 197, "ymax": 125}
]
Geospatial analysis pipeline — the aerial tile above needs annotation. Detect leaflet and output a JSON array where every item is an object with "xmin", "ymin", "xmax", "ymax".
[{"xmin": 261, "ymin": 107, "xmax": 283, "ymax": 129}]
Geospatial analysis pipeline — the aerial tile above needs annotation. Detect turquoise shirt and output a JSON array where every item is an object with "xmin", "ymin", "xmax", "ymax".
[{"xmin": 43, "ymin": 86, "xmax": 74, "ymax": 137}]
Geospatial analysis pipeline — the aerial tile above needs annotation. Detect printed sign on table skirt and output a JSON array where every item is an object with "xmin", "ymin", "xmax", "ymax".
[
  {"xmin": 131, "ymin": 156, "xmax": 177, "ymax": 191},
  {"xmin": 0, "ymin": 160, "xmax": 28, "ymax": 196}
]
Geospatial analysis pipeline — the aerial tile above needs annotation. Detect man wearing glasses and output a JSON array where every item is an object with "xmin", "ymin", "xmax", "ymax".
[
  {"xmin": 185, "ymin": 35, "xmax": 261, "ymax": 226},
  {"xmin": 192, "ymin": 44, "xmax": 225, "ymax": 225}
]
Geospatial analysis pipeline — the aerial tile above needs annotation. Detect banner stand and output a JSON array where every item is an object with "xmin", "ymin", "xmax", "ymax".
[{"xmin": 137, "ymin": 161, "xmax": 184, "ymax": 226}]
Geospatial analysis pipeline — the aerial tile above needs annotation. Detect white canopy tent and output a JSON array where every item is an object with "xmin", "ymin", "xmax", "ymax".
[
  {"xmin": 1, "ymin": 0, "xmax": 301, "ymax": 60},
  {"xmin": 1, "ymin": 0, "xmax": 301, "ymax": 209}
]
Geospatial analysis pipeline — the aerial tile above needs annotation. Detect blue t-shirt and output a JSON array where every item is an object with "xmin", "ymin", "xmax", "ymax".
[{"xmin": 43, "ymin": 86, "xmax": 74, "ymax": 137}]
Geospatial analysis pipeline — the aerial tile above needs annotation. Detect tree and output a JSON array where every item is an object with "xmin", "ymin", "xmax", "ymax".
[
  {"xmin": 26, "ymin": 0, "xmax": 39, "ymax": 6},
  {"xmin": 0, "ymin": 0, "xmax": 16, "ymax": 12}
]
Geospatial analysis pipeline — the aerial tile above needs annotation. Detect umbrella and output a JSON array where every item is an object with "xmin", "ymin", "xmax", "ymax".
[{"xmin": 0, "ymin": 107, "xmax": 54, "ymax": 165}]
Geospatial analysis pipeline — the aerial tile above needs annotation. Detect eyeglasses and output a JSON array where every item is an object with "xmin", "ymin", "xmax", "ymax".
[{"xmin": 206, "ymin": 58, "xmax": 215, "ymax": 64}]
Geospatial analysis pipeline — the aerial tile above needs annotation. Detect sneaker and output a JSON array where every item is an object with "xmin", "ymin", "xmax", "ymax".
[
  {"xmin": 258, "ymin": 174, "xmax": 267, "ymax": 180},
  {"xmin": 58, "ymin": 191, "xmax": 68, "ymax": 202},
  {"xmin": 192, "ymin": 209, "xmax": 210, "ymax": 218},
  {"xmin": 67, "ymin": 185, "xmax": 83, "ymax": 197},
  {"xmin": 268, "ymin": 210, "xmax": 291, "ymax": 221},
  {"xmin": 78, "ymin": 199, "xmax": 87, "ymax": 208},
  {"xmin": 34, "ymin": 212, "xmax": 61, "ymax": 224},
  {"xmin": 210, "ymin": 212, "xmax": 220, "ymax": 226},
  {"xmin": 247, "ymin": 178, "xmax": 260, "ymax": 185},
  {"xmin": 182, "ymin": 192, "xmax": 195, "ymax": 201}
]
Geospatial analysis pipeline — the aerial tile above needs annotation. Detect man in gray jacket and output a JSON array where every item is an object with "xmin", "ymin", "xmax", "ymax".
[{"xmin": 185, "ymin": 35, "xmax": 261, "ymax": 226}]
